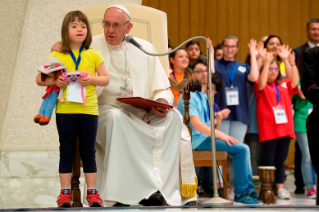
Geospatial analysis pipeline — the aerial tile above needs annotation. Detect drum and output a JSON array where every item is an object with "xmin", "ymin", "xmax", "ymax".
[{"xmin": 258, "ymin": 166, "xmax": 276, "ymax": 204}]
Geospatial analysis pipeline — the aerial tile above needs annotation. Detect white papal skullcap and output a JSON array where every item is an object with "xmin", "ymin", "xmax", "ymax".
[{"xmin": 106, "ymin": 5, "xmax": 131, "ymax": 19}]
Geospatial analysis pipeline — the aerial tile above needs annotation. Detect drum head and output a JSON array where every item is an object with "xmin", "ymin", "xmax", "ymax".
[{"xmin": 258, "ymin": 166, "xmax": 276, "ymax": 170}]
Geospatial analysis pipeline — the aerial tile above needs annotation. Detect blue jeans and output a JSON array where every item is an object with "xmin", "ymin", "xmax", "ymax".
[
  {"xmin": 39, "ymin": 91, "xmax": 58, "ymax": 118},
  {"xmin": 219, "ymin": 120, "xmax": 248, "ymax": 143},
  {"xmin": 295, "ymin": 132, "xmax": 315, "ymax": 190},
  {"xmin": 197, "ymin": 137, "xmax": 254, "ymax": 195}
]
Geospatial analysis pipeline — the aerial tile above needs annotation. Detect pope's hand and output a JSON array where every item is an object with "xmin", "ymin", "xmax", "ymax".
[
  {"xmin": 52, "ymin": 41, "xmax": 62, "ymax": 52},
  {"xmin": 151, "ymin": 107, "xmax": 169, "ymax": 117}
]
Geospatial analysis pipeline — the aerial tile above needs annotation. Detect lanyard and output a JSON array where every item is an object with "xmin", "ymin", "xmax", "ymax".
[
  {"xmin": 267, "ymin": 83, "xmax": 280, "ymax": 104},
  {"xmin": 69, "ymin": 45, "xmax": 84, "ymax": 70},
  {"xmin": 172, "ymin": 71, "xmax": 182, "ymax": 94},
  {"xmin": 196, "ymin": 91, "xmax": 210, "ymax": 122},
  {"xmin": 224, "ymin": 62, "xmax": 236, "ymax": 87}
]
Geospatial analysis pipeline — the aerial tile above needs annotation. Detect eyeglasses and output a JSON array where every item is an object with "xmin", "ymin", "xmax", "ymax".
[
  {"xmin": 194, "ymin": 69, "xmax": 208, "ymax": 74},
  {"xmin": 102, "ymin": 21, "xmax": 129, "ymax": 30},
  {"xmin": 223, "ymin": 45, "xmax": 237, "ymax": 49},
  {"xmin": 269, "ymin": 67, "xmax": 280, "ymax": 72}
]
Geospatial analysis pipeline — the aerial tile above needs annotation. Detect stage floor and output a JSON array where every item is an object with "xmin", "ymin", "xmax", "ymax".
[{"xmin": 1, "ymin": 172, "xmax": 317, "ymax": 211}]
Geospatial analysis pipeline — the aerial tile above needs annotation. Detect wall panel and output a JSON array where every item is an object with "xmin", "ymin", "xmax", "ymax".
[{"xmin": 143, "ymin": 0, "xmax": 318, "ymax": 62}]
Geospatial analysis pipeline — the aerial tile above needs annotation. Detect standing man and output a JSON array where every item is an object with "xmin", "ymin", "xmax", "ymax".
[
  {"xmin": 301, "ymin": 46, "xmax": 319, "ymax": 178},
  {"xmin": 91, "ymin": 5, "xmax": 197, "ymax": 206},
  {"xmin": 293, "ymin": 18, "xmax": 319, "ymax": 195}
]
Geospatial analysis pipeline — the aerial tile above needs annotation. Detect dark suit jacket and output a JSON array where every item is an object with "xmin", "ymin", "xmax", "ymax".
[
  {"xmin": 300, "ymin": 46, "xmax": 319, "ymax": 105},
  {"xmin": 293, "ymin": 42, "xmax": 309, "ymax": 66}
]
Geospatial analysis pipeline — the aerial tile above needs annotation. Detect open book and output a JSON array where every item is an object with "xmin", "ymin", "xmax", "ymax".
[{"xmin": 116, "ymin": 97, "xmax": 173, "ymax": 110}]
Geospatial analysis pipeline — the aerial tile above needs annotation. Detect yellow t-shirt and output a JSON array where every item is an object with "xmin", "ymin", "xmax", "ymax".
[
  {"xmin": 280, "ymin": 61, "xmax": 286, "ymax": 77},
  {"xmin": 49, "ymin": 49, "xmax": 104, "ymax": 115}
]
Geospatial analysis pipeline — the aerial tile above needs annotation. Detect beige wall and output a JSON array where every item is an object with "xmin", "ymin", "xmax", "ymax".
[
  {"xmin": 0, "ymin": 0, "xmax": 142, "ymax": 151},
  {"xmin": 143, "ymin": 0, "xmax": 319, "ymax": 62}
]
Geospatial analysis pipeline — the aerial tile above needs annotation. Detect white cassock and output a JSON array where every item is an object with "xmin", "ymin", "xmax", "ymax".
[{"xmin": 90, "ymin": 34, "xmax": 197, "ymax": 206}]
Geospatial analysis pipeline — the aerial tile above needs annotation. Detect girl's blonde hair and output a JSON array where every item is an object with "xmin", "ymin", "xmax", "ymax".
[{"xmin": 60, "ymin": 10, "xmax": 92, "ymax": 54}]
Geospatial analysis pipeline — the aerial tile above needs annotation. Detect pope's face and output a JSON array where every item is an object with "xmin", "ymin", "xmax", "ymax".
[{"xmin": 103, "ymin": 8, "xmax": 133, "ymax": 46}]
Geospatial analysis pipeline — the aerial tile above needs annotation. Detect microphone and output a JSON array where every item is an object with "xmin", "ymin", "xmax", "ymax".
[{"xmin": 125, "ymin": 35, "xmax": 142, "ymax": 49}]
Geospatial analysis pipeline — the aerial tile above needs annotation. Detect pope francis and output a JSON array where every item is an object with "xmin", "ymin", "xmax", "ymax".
[{"xmin": 89, "ymin": 5, "xmax": 197, "ymax": 206}]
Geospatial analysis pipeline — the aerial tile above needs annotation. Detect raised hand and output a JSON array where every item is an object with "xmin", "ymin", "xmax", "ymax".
[
  {"xmin": 207, "ymin": 37, "xmax": 214, "ymax": 55},
  {"xmin": 278, "ymin": 44, "xmax": 291, "ymax": 61},
  {"xmin": 248, "ymin": 39, "xmax": 257, "ymax": 55},
  {"xmin": 264, "ymin": 52, "xmax": 274, "ymax": 64},
  {"xmin": 288, "ymin": 51, "xmax": 296, "ymax": 66}
]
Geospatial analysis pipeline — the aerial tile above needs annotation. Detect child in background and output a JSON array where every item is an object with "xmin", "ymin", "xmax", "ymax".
[
  {"xmin": 253, "ymin": 51, "xmax": 299, "ymax": 200},
  {"xmin": 36, "ymin": 10, "xmax": 110, "ymax": 207}
]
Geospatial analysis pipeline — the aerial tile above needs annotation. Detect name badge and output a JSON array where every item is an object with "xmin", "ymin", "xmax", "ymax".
[
  {"xmin": 273, "ymin": 105, "xmax": 288, "ymax": 124},
  {"xmin": 308, "ymin": 108, "xmax": 313, "ymax": 115},
  {"xmin": 225, "ymin": 87, "xmax": 239, "ymax": 106}
]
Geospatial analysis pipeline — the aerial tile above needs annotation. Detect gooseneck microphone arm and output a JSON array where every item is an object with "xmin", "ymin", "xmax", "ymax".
[{"xmin": 125, "ymin": 35, "xmax": 231, "ymax": 205}]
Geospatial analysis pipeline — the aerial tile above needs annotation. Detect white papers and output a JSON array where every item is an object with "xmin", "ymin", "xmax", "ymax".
[{"xmin": 67, "ymin": 81, "xmax": 86, "ymax": 103}]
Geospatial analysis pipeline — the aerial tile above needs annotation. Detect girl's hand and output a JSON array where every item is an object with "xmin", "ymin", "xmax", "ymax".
[
  {"xmin": 264, "ymin": 52, "xmax": 274, "ymax": 64},
  {"xmin": 256, "ymin": 41, "xmax": 267, "ymax": 60},
  {"xmin": 56, "ymin": 75, "xmax": 67, "ymax": 87},
  {"xmin": 288, "ymin": 51, "xmax": 296, "ymax": 66},
  {"xmin": 79, "ymin": 71, "xmax": 92, "ymax": 86},
  {"xmin": 278, "ymin": 44, "xmax": 291, "ymax": 61},
  {"xmin": 208, "ymin": 37, "xmax": 214, "ymax": 55},
  {"xmin": 248, "ymin": 39, "xmax": 257, "ymax": 56}
]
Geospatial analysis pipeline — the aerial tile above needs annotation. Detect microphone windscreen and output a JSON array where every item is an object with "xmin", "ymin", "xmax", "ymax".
[
  {"xmin": 125, "ymin": 35, "xmax": 133, "ymax": 43},
  {"xmin": 125, "ymin": 35, "xmax": 141, "ymax": 48}
]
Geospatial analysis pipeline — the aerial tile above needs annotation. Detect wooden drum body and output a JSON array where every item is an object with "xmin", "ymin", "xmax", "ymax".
[{"xmin": 258, "ymin": 166, "xmax": 276, "ymax": 204}]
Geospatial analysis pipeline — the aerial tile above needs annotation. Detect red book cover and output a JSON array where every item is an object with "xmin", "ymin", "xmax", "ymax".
[{"xmin": 116, "ymin": 97, "xmax": 173, "ymax": 110}]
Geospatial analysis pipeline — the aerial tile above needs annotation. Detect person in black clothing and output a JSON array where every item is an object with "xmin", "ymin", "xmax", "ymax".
[
  {"xmin": 301, "ymin": 46, "xmax": 319, "ymax": 178},
  {"xmin": 293, "ymin": 18, "xmax": 319, "ymax": 194}
]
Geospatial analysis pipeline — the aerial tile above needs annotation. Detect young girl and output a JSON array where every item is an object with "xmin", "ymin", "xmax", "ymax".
[
  {"xmin": 253, "ymin": 51, "xmax": 299, "ymax": 200},
  {"xmin": 186, "ymin": 40, "xmax": 207, "ymax": 71},
  {"xmin": 36, "ymin": 10, "xmax": 110, "ymax": 207},
  {"xmin": 213, "ymin": 36, "xmax": 258, "ymax": 143},
  {"xmin": 263, "ymin": 35, "xmax": 292, "ymax": 78},
  {"xmin": 169, "ymin": 48, "xmax": 192, "ymax": 106}
]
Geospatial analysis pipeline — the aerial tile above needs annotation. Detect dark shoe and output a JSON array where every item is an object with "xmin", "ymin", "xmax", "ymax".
[
  {"xmin": 114, "ymin": 202, "xmax": 130, "ymax": 207},
  {"xmin": 295, "ymin": 187, "xmax": 305, "ymax": 194},
  {"xmin": 139, "ymin": 191, "xmax": 166, "ymax": 206}
]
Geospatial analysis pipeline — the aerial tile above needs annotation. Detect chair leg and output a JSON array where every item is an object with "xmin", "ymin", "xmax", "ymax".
[
  {"xmin": 71, "ymin": 136, "xmax": 83, "ymax": 207},
  {"xmin": 218, "ymin": 160, "xmax": 228, "ymax": 200}
]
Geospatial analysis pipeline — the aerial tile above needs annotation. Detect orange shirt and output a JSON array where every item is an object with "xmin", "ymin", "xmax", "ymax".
[{"xmin": 169, "ymin": 72, "xmax": 184, "ymax": 106}]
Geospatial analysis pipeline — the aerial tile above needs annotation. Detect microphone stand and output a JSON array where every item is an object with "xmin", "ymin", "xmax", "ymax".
[{"xmin": 130, "ymin": 35, "xmax": 232, "ymax": 206}]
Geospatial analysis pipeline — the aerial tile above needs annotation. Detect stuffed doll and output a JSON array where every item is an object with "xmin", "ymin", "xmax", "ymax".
[{"xmin": 34, "ymin": 57, "xmax": 67, "ymax": 125}]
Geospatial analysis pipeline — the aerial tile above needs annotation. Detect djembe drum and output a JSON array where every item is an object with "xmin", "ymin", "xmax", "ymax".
[{"xmin": 258, "ymin": 166, "xmax": 276, "ymax": 204}]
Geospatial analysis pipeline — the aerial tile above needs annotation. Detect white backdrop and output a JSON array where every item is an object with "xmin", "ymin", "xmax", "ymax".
[{"xmin": 0, "ymin": 0, "xmax": 142, "ymax": 151}]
